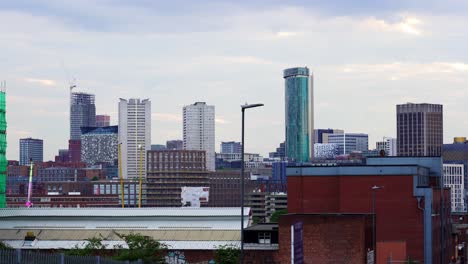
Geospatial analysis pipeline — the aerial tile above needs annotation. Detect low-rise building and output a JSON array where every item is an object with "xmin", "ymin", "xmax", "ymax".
[{"xmin": 0, "ymin": 207, "xmax": 250, "ymax": 263}]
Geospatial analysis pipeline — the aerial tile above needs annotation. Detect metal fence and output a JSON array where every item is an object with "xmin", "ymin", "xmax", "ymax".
[{"xmin": 0, "ymin": 249, "xmax": 142, "ymax": 264}]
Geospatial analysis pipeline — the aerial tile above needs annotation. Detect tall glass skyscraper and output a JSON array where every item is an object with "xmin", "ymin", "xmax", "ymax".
[{"xmin": 284, "ymin": 67, "xmax": 313, "ymax": 162}]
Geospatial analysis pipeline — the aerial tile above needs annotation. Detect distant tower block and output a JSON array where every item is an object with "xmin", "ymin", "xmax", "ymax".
[{"xmin": 0, "ymin": 81, "xmax": 7, "ymax": 208}]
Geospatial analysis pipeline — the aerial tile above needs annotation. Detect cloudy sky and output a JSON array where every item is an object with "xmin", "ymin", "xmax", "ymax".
[{"xmin": 2, "ymin": 0, "xmax": 468, "ymax": 160}]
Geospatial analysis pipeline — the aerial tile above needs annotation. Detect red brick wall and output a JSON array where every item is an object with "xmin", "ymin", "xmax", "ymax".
[
  {"xmin": 277, "ymin": 214, "xmax": 370, "ymax": 264},
  {"xmin": 176, "ymin": 250, "xmax": 214, "ymax": 263},
  {"xmin": 177, "ymin": 249, "xmax": 277, "ymax": 263},
  {"xmin": 288, "ymin": 175, "xmax": 426, "ymax": 262}
]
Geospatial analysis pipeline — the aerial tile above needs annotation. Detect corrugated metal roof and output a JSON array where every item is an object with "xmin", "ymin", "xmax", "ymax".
[{"xmin": 0, "ymin": 207, "xmax": 250, "ymax": 218}]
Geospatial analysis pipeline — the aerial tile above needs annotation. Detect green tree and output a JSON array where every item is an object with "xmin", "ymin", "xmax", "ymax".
[
  {"xmin": 252, "ymin": 216, "xmax": 262, "ymax": 224},
  {"xmin": 269, "ymin": 209, "xmax": 287, "ymax": 223},
  {"xmin": 405, "ymin": 258, "xmax": 419, "ymax": 264},
  {"xmin": 91, "ymin": 176, "xmax": 99, "ymax": 181},
  {"xmin": 113, "ymin": 233, "xmax": 167, "ymax": 263},
  {"xmin": 214, "ymin": 244, "xmax": 240, "ymax": 264},
  {"xmin": 67, "ymin": 236, "xmax": 107, "ymax": 256},
  {"xmin": 0, "ymin": 241, "xmax": 12, "ymax": 249}
]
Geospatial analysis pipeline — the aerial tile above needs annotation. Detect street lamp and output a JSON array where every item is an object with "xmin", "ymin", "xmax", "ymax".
[
  {"xmin": 240, "ymin": 103, "xmax": 264, "ymax": 264},
  {"xmin": 371, "ymin": 185, "xmax": 383, "ymax": 262},
  {"xmin": 138, "ymin": 144, "xmax": 143, "ymax": 208}
]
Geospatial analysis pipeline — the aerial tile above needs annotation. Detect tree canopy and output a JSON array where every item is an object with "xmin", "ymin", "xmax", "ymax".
[
  {"xmin": 214, "ymin": 244, "xmax": 240, "ymax": 264},
  {"xmin": 269, "ymin": 209, "xmax": 287, "ymax": 223}
]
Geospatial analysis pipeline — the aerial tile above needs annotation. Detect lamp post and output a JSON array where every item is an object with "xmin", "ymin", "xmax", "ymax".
[
  {"xmin": 371, "ymin": 185, "xmax": 383, "ymax": 262},
  {"xmin": 240, "ymin": 103, "xmax": 264, "ymax": 264},
  {"xmin": 138, "ymin": 144, "xmax": 143, "ymax": 208}
]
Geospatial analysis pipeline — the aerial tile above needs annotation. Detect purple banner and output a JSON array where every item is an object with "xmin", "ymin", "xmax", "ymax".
[{"xmin": 293, "ymin": 221, "xmax": 304, "ymax": 264}]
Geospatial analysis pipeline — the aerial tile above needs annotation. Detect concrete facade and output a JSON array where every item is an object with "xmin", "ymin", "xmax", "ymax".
[
  {"xmin": 397, "ymin": 103, "xmax": 443, "ymax": 156},
  {"xmin": 183, "ymin": 102, "xmax": 215, "ymax": 171},
  {"xmin": 118, "ymin": 98, "xmax": 151, "ymax": 179}
]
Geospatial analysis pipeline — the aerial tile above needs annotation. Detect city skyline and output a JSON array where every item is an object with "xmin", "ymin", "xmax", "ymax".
[{"xmin": 3, "ymin": 1, "xmax": 468, "ymax": 161}]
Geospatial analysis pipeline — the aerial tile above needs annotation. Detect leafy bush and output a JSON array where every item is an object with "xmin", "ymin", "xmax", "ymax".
[{"xmin": 214, "ymin": 244, "xmax": 240, "ymax": 264}]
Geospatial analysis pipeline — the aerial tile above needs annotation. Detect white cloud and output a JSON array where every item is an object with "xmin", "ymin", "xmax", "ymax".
[
  {"xmin": 275, "ymin": 31, "xmax": 300, "ymax": 38},
  {"xmin": 362, "ymin": 16, "xmax": 424, "ymax": 36},
  {"xmin": 341, "ymin": 61, "xmax": 468, "ymax": 80},
  {"xmin": 24, "ymin": 78, "xmax": 57, "ymax": 87},
  {"xmin": 215, "ymin": 118, "xmax": 230, "ymax": 124},
  {"xmin": 224, "ymin": 56, "xmax": 274, "ymax": 65},
  {"xmin": 10, "ymin": 130, "xmax": 31, "ymax": 137},
  {"xmin": 151, "ymin": 113, "xmax": 182, "ymax": 122}
]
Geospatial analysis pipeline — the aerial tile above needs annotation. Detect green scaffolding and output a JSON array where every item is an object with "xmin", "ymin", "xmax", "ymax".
[{"xmin": 0, "ymin": 91, "xmax": 6, "ymax": 208}]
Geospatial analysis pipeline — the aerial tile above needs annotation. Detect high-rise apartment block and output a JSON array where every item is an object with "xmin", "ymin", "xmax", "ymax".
[
  {"xmin": 314, "ymin": 129, "xmax": 344, "ymax": 144},
  {"xmin": 284, "ymin": 67, "xmax": 313, "ymax": 162},
  {"xmin": 183, "ymin": 102, "xmax": 215, "ymax": 171},
  {"xmin": 166, "ymin": 140, "xmax": 183, "ymax": 150},
  {"xmin": 376, "ymin": 137, "xmax": 397, "ymax": 156},
  {"xmin": 221, "ymin": 141, "xmax": 242, "ymax": 154},
  {"xmin": 95, "ymin": 115, "xmax": 110, "ymax": 127},
  {"xmin": 119, "ymin": 98, "xmax": 151, "ymax": 179},
  {"xmin": 19, "ymin": 138, "xmax": 43, "ymax": 165},
  {"xmin": 70, "ymin": 92, "xmax": 96, "ymax": 140},
  {"xmin": 397, "ymin": 103, "xmax": 443, "ymax": 156},
  {"xmin": 81, "ymin": 126, "xmax": 118, "ymax": 166},
  {"xmin": 327, "ymin": 133, "xmax": 368, "ymax": 155}
]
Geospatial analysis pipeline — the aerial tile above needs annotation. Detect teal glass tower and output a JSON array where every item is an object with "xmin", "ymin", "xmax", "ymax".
[{"xmin": 284, "ymin": 67, "xmax": 313, "ymax": 162}]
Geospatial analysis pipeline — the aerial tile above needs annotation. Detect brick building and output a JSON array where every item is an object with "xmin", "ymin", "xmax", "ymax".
[
  {"xmin": 283, "ymin": 157, "xmax": 452, "ymax": 264},
  {"xmin": 146, "ymin": 150, "xmax": 209, "ymax": 207},
  {"xmin": 6, "ymin": 179, "xmax": 117, "ymax": 208},
  {"xmin": 37, "ymin": 167, "xmax": 87, "ymax": 182},
  {"xmin": 68, "ymin": 139, "xmax": 82, "ymax": 163},
  {"xmin": 277, "ymin": 214, "xmax": 372, "ymax": 263},
  {"xmin": 209, "ymin": 170, "xmax": 246, "ymax": 207},
  {"xmin": 6, "ymin": 179, "xmax": 140, "ymax": 208}
]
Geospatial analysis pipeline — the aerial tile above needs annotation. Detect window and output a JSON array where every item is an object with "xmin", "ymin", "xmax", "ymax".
[{"xmin": 258, "ymin": 232, "xmax": 271, "ymax": 244}]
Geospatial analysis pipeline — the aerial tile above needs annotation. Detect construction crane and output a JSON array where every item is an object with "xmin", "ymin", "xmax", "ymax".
[{"xmin": 60, "ymin": 60, "xmax": 77, "ymax": 92}]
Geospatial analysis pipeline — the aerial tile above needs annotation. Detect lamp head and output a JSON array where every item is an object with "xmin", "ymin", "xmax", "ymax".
[{"xmin": 241, "ymin": 103, "xmax": 264, "ymax": 110}]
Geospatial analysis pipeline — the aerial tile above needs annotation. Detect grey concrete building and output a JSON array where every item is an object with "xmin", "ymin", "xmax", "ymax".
[{"xmin": 70, "ymin": 92, "xmax": 96, "ymax": 140}]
